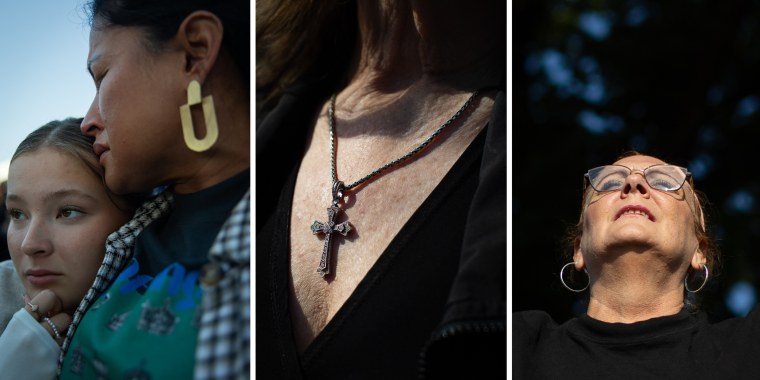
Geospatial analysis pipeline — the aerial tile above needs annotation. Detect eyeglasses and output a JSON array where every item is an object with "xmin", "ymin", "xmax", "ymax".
[{"xmin": 584, "ymin": 164, "xmax": 692, "ymax": 192}]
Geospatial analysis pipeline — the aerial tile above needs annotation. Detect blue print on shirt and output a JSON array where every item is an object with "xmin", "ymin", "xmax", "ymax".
[
  {"xmin": 64, "ymin": 257, "xmax": 202, "ymax": 379},
  {"xmin": 105, "ymin": 258, "xmax": 202, "ymax": 311}
]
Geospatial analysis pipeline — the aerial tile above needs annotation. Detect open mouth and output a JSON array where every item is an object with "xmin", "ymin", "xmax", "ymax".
[{"xmin": 615, "ymin": 205, "xmax": 655, "ymax": 221}]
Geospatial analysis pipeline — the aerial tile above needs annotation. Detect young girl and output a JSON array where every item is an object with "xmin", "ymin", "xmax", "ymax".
[{"xmin": 0, "ymin": 118, "xmax": 138, "ymax": 379}]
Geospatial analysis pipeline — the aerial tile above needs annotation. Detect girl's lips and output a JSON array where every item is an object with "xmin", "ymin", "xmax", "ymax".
[
  {"xmin": 615, "ymin": 205, "xmax": 655, "ymax": 221},
  {"xmin": 25, "ymin": 269, "xmax": 62, "ymax": 287}
]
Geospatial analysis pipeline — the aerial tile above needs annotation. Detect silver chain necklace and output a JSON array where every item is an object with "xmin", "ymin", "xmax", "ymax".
[{"xmin": 309, "ymin": 90, "xmax": 480, "ymax": 277}]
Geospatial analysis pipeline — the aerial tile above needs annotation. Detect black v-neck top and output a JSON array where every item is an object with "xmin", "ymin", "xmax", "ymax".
[{"xmin": 256, "ymin": 79, "xmax": 506, "ymax": 379}]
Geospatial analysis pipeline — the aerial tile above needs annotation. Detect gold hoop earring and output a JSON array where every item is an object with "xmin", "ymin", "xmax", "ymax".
[{"xmin": 179, "ymin": 79, "xmax": 219, "ymax": 152}]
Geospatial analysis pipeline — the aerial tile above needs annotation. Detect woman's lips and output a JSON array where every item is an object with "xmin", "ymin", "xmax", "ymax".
[
  {"xmin": 93, "ymin": 143, "xmax": 110, "ymax": 164},
  {"xmin": 93, "ymin": 143, "xmax": 108, "ymax": 157},
  {"xmin": 98, "ymin": 150, "xmax": 110, "ymax": 165},
  {"xmin": 615, "ymin": 205, "xmax": 655, "ymax": 221}
]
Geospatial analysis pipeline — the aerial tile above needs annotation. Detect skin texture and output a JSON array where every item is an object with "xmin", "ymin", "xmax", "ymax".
[
  {"xmin": 6, "ymin": 148, "xmax": 130, "ymax": 316},
  {"xmin": 82, "ymin": 23, "xmax": 190, "ymax": 194},
  {"xmin": 81, "ymin": 13, "xmax": 249, "ymax": 195},
  {"xmin": 574, "ymin": 155, "xmax": 707, "ymax": 323},
  {"xmin": 287, "ymin": 0, "xmax": 502, "ymax": 352}
]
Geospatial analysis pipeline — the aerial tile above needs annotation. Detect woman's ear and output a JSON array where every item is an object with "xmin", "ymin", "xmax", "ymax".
[
  {"xmin": 691, "ymin": 247, "xmax": 707, "ymax": 271},
  {"xmin": 573, "ymin": 237, "xmax": 585, "ymax": 271},
  {"xmin": 176, "ymin": 10, "xmax": 224, "ymax": 81}
]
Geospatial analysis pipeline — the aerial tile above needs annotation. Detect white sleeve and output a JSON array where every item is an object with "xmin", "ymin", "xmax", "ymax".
[{"xmin": 0, "ymin": 309, "xmax": 60, "ymax": 380}]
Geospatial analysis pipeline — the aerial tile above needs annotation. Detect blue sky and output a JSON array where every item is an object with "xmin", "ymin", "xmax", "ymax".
[{"xmin": 0, "ymin": 1, "xmax": 94, "ymax": 180}]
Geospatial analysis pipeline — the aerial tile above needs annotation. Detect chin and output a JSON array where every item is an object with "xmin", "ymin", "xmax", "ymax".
[
  {"xmin": 607, "ymin": 232, "xmax": 655, "ymax": 250},
  {"xmin": 106, "ymin": 172, "xmax": 143, "ymax": 195},
  {"xmin": 614, "ymin": 223, "xmax": 652, "ymax": 237}
]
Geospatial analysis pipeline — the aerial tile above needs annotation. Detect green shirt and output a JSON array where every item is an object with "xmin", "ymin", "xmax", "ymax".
[{"xmin": 61, "ymin": 170, "xmax": 249, "ymax": 378}]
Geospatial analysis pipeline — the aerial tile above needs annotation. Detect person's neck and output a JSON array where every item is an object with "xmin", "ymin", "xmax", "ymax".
[
  {"xmin": 585, "ymin": 253, "xmax": 690, "ymax": 323},
  {"xmin": 344, "ymin": 0, "xmax": 502, "ymax": 103},
  {"xmin": 332, "ymin": 0, "xmax": 501, "ymax": 136}
]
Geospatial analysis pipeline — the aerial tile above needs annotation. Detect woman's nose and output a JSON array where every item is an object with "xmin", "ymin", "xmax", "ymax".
[
  {"xmin": 621, "ymin": 171, "xmax": 651, "ymax": 198},
  {"xmin": 80, "ymin": 97, "xmax": 103, "ymax": 137}
]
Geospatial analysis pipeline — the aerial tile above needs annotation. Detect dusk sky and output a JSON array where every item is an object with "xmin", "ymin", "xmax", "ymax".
[{"xmin": 0, "ymin": 0, "xmax": 94, "ymax": 180}]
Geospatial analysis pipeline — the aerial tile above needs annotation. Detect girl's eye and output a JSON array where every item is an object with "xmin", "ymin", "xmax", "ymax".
[
  {"xmin": 8, "ymin": 209, "xmax": 26, "ymax": 221},
  {"xmin": 59, "ymin": 208, "xmax": 84, "ymax": 219}
]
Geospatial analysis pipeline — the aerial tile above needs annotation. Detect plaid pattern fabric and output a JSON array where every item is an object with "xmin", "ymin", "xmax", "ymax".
[
  {"xmin": 194, "ymin": 190, "xmax": 250, "ymax": 379},
  {"xmin": 56, "ymin": 189, "xmax": 250, "ymax": 380}
]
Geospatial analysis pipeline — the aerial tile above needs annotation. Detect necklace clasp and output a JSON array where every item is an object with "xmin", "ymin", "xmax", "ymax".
[{"xmin": 332, "ymin": 181, "xmax": 345, "ymax": 206}]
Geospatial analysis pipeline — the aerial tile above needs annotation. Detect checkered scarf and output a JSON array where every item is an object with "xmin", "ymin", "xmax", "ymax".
[
  {"xmin": 56, "ymin": 189, "xmax": 250, "ymax": 379},
  {"xmin": 195, "ymin": 190, "xmax": 250, "ymax": 379}
]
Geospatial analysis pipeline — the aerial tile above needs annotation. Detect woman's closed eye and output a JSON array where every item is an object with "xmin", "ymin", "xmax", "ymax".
[
  {"xmin": 93, "ymin": 71, "xmax": 107, "ymax": 91},
  {"xmin": 88, "ymin": 61, "xmax": 107, "ymax": 91},
  {"xmin": 599, "ymin": 178, "xmax": 624, "ymax": 191},
  {"xmin": 649, "ymin": 178, "xmax": 677, "ymax": 189}
]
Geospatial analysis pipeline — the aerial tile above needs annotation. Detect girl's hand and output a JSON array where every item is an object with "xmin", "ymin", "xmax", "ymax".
[{"xmin": 24, "ymin": 290, "xmax": 72, "ymax": 346}]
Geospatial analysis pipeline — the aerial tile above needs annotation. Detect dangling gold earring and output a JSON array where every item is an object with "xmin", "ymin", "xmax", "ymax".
[{"xmin": 179, "ymin": 79, "xmax": 219, "ymax": 152}]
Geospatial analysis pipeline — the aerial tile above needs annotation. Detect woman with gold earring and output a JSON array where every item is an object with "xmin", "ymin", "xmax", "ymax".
[{"xmin": 62, "ymin": 1, "xmax": 250, "ymax": 379}]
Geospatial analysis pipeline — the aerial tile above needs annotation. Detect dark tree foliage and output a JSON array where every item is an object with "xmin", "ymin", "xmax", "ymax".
[{"xmin": 515, "ymin": 0, "xmax": 760, "ymax": 323}]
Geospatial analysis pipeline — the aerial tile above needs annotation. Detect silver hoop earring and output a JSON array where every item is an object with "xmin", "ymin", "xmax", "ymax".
[
  {"xmin": 684, "ymin": 264, "xmax": 709, "ymax": 293},
  {"xmin": 560, "ymin": 262, "xmax": 590, "ymax": 292}
]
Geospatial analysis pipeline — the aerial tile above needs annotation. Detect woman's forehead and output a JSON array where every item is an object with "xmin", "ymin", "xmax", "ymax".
[{"xmin": 612, "ymin": 155, "xmax": 667, "ymax": 168}]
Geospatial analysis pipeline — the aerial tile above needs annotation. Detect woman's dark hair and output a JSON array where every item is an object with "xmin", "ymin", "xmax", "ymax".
[
  {"xmin": 11, "ymin": 118, "xmax": 143, "ymax": 214},
  {"xmin": 86, "ymin": 0, "xmax": 250, "ymax": 88}
]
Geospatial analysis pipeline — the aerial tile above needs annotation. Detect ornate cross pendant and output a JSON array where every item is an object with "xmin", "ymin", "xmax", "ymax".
[{"xmin": 311, "ymin": 181, "xmax": 352, "ymax": 277}]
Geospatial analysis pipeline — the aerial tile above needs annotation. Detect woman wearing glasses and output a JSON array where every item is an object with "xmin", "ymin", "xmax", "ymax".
[{"xmin": 513, "ymin": 152, "xmax": 760, "ymax": 379}]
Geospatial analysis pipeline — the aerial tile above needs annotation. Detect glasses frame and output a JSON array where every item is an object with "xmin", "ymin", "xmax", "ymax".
[{"xmin": 583, "ymin": 164, "xmax": 693, "ymax": 193}]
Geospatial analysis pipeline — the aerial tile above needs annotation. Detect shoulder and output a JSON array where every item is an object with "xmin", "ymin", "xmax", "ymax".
[
  {"xmin": 222, "ymin": 191, "xmax": 250, "ymax": 234},
  {"xmin": 0, "ymin": 260, "xmax": 22, "ymax": 287},
  {"xmin": 512, "ymin": 311, "xmax": 565, "ymax": 378},
  {"xmin": 0, "ymin": 261, "xmax": 23, "ymax": 303},
  {"xmin": 513, "ymin": 310, "xmax": 571, "ymax": 347},
  {"xmin": 0, "ymin": 259, "xmax": 15, "ymax": 271},
  {"xmin": 709, "ymin": 306, "xmax": 760, "ymax": 334},
  {"xmin": 221, "ymin": 190, "xmax": 250, "ymax": 230},
  {"xmin": 689, "ymin": 308, "xmax": 760, "ymax": 376},
  {"xmin": 0, "ymin": 262, "xmax": 25, "ymax": 334},
  {"xmin": 209, "ymin": 190, "xmax": 250, "ymax": 262},
  {"xmin": 513, "ymin": 310, "xmax": 564, "ymax": 350},
  {"xmin": 513, "ymin": 310, "xmax": 559, "ymax": 332}
]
